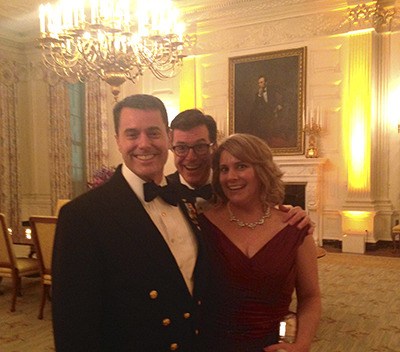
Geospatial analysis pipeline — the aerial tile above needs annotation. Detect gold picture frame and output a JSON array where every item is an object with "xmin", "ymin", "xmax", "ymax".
[{"xmin": 229, "ymin": 47, "xmax": 306, "ymax": 155}]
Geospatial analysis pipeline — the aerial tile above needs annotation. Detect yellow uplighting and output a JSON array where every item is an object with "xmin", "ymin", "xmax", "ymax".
[
  {"xmin": 343, "ymin": 31, "xmax": 372, "ymax": 193},
  {"xmin": 342, "ymin": 210, "xmax": 371, "ymax": 219},
  {"xmin": 346, "ymin": 28, "xmax": 374, "ymax": 36},
  {"xmin": 341, "ymin": 210, "xmax": 374, "ymax": 235},
  {"xmin": 179, "ymin": 57, "xmax": 196, "ymax": 111}
]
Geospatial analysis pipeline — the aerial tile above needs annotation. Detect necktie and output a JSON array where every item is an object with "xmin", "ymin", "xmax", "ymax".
[
  {"xmin": 182, "ymin": 184, "xmax": 213, "ymax": 201},
  {"xmin": 143, "ymin": 182, "xmax": 179, "ymax": 206}
]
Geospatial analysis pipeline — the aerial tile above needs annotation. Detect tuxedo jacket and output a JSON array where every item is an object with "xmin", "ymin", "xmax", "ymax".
[{"xmin": 52, "ymin": 166, "xmax": 208, "ymax": 352}]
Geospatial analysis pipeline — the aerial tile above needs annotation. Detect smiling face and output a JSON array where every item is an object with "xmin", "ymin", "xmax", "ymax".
[
  {"xmin": 115, "ymin": 107, "xmax": 169, "ymax": 184},
  {"xmin": 171, "ymin": 124, "xmax": 214, "ymax": 188},
  {"xmin": 218, "ymin": 150, "xmax": 262, "ymax": 207}
]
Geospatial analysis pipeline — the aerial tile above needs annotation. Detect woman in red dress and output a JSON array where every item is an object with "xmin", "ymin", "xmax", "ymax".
[{"xmin": 199, "ymin": 133, "xmax": 321, "ymax": 352}]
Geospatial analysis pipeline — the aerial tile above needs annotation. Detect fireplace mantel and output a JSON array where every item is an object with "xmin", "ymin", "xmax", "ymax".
[{"xmin": 275, "ymin": 157, "xmax": 328, "ymax": 245}]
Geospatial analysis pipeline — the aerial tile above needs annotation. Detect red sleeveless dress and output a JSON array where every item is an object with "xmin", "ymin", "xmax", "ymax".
[{"xmin": 199, "ymin": 214, "xmax": 309, "ymax": 352}]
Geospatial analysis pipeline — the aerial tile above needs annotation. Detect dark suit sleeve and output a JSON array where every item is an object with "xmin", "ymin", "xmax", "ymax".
[
  {"xmin": 52, "ymin": 169, "xmax": 206, "ymax": 351},
  {"xmin": 52, "ymin": 200, "xmax": 104, "ymax": 351}
]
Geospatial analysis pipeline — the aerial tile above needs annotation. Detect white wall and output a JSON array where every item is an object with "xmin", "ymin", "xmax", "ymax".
[{"xmin": 176, "ymin": 0, "xmax": 400, "ymax": 242}]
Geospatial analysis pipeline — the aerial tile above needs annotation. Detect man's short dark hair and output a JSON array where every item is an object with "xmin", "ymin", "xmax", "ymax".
[
  {"xmin": 170, "ymin": 109, "xmax": 217, "ymax": 143},
  {"xmin": 113, "ymin": 94, "xmax": 168, "ymax": 134}
]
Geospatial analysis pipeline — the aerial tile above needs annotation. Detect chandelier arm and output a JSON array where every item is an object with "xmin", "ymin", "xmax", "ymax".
[{"xmin": 38, "ymin": 0, "xmax": 196, "ymax": 99}]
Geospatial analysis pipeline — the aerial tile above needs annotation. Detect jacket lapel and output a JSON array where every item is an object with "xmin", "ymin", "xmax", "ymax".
[{"xmin": 103, "ymin": 167, "xmax": 194, "ymax": 297}]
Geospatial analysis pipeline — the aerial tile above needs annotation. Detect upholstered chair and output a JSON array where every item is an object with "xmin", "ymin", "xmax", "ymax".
[
  {"xmin": 0, "ymin": 213, "xmax": 40, "ymax": 312},
  {"xmin": 29, "ymin": 216, "xmax": 58, "ymax": 319}
]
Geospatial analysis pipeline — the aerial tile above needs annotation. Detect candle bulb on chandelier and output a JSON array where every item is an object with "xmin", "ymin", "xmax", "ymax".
[{"xmin": 39, "ymin": 4, "xmax": 45, "ymax": 34}]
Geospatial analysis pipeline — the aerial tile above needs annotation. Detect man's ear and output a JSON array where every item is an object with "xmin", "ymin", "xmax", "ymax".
[{"xmin": 168, "ymin": 129, "xmax": 173, "ymax": 148}]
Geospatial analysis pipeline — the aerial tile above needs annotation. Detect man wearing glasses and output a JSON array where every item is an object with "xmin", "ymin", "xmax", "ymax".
[
  {"xmin": 167, "ymin": 109, "xmax": 313, "ymax": 231},
  {"xmin": 168, "ymin": 109, "xmax": 217, "ymax": 213}
]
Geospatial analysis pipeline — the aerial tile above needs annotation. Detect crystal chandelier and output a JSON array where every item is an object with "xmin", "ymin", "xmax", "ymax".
[{"xmin": 38, "ymin": 0, "xmax": 195, "ymax": 100}]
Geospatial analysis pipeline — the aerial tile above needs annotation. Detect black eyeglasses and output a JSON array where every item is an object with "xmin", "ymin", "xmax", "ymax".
[{"xmin": 171, "ymin": 143, "xmax": 214, "ymax": 157}]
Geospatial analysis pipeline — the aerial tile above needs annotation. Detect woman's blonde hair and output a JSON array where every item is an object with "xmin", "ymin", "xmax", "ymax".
[{"xmin": 212, "ymin": 133, "xmax": 285, "ymax": 206}]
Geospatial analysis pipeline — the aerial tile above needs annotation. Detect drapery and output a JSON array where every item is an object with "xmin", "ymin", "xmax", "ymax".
[
  {"xmin": 48, "ymin": 77, "xmax": 73, "ymax": 211},
  {"xmin": 85, "ymin": 79, "xmax": 109, "ymax": 183},
  {"xmin": 0, "ymin": 59, "xmax": 21, "ymax": 232},
  {"xmin": 47, "ymin": 76, "xmax": 108, "ymax": 211}
]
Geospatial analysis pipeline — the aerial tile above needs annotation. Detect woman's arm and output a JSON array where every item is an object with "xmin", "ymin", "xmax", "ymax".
[
  {"xmin": 278, "ymin": 205, "xmax": 315, "ymax": 235},
  {"xmin": 292, "ymin": 235, "xmax": 322, "ymax": 350},
  {"xmin": 264, "ymin": 235, "xmax": 321, "ymax": 352}
]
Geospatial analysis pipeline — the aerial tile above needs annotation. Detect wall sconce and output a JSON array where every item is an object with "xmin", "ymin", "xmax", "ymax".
[
  {"xmin": 304, "ymin": 106, "xmax": 322, "ymax": 158},
  {"xmin": 306, "ymin": 144, "xmax": 319, "ymax": 158}
]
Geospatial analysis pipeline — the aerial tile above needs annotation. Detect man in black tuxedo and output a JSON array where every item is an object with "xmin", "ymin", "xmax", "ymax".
[
  {"xmin": 52, "ymin": 95, "xmax": 207, "ymax": 351},
  {"xmin": 167, "ymin": 109, "xmax": 313, "ymax": 229}
]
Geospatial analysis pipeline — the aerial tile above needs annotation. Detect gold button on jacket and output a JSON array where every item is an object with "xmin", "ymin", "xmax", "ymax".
[
  {"xmin": 162, "ymin": 318, "xmax": 171, "ymax": 326},
  {"xmin": 149, "ymin": 290, "xmax": 158, "ymax": 299},
  {"xmin": 170, "ymin": 342, "xmax": 178, "ymax": 350}
]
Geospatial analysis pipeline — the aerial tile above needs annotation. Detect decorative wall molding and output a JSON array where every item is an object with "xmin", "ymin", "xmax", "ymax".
[
  {"xmin": 347, "ymin": 1, "xmax": 396, "ymax": 32},
  {"xmin": 0, "ymin": 58, "xmax": 28, "ymax": 85},
  {"xmin": 391, "ymin": 3, "xmax": 400, "ymax": 29},
  {"xmin": 20, "ymin": 194, "xmax": 52, "ymax": 219},
  {"xmin": 183, "ymin": 0, "xmax": 345, "ymax": 30},
  {"xmin": 187, "ymin": 1, "xmax": 398, "ymax": 56},
  {"xmin": 195, "ymin": 10, "xmax": 348, "ymax": 54}
]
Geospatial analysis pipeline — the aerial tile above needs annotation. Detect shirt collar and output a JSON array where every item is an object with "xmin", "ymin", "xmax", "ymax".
[
  {"xmin": 178, "ymin": 172, "xmax": 212, "ymax": 190},
  {"xmin": 121, "ymin": 163, "xmax": 167, "ymax": 202}
]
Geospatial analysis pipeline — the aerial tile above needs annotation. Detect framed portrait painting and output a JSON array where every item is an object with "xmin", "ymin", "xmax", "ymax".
[{"xmin": 229, "ymin": 47, "xmax": 306, "ymax": 155}]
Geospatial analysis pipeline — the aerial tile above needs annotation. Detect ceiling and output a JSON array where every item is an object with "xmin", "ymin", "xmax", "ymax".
[
  {"xmin": 0, "ymin": 1, "xmax": 47, "ymax": 42},
  {"xmin": 0, "ymin": 0, "xmax": 268, "ymax": 43},
  {"xmin": 0, "ymin": 0, "xmax": 336, "ymax": 44},
  {"xmin": 0, "ymin": 0, "xmax": 218, "ymax": 43}
]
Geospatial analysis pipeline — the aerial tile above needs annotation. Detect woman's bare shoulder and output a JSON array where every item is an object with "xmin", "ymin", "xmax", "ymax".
[
  {"xmin": 269, "ymin": 206, "xmax": 288, "ymax": 224},
  {"xmin": 203, "ymin": 204, "xmax": 226, "ymax": 220}
]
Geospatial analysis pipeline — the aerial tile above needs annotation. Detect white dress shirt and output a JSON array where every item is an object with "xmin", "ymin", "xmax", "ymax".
[
  {"xmin": 259, "ymin": 88, "xmax": 268, "ymax": 103},
  {"xmin": 122, "ymin": 164, "xmax": 198, "ymax": 295}
]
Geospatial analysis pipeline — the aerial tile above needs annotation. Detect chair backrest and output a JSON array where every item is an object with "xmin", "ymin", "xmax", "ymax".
[
  {"xmin": 29, "ymin": 216, "xmax": 58, "ymax": 275},
  {"xmin": 55, "ymin": 199, "xmax": 70, "ymax": 216},
  {"xmin": 0, "ymin": 213, "xmax": 16, "ymax": 268}
]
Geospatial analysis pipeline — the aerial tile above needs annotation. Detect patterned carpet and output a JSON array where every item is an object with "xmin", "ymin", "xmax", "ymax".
[
  {"xmin": 310, "ymin": 252, "xmax": 400, "ymax": 352},
  {"xmin": 0, "ymin": 252, "xmax": 399, "ymax": 351},
  {"xmin": 0, "ymin": 277, "xmax": 54, "ymax": 351}
]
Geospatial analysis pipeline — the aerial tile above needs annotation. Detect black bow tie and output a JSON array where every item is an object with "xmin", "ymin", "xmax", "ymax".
[
  {"xmin": 143, "ymin": 182, "xmax": 179, "ymax": 206},
  {"xmin": 182, "ymin": 184, "xmax": 213, "ymax": 201}
]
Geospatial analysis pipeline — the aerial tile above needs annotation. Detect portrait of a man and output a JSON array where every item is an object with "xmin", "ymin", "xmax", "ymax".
[{"xmin": 229, "ymin": 48, "xmax": 306, "ymax": 155}]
